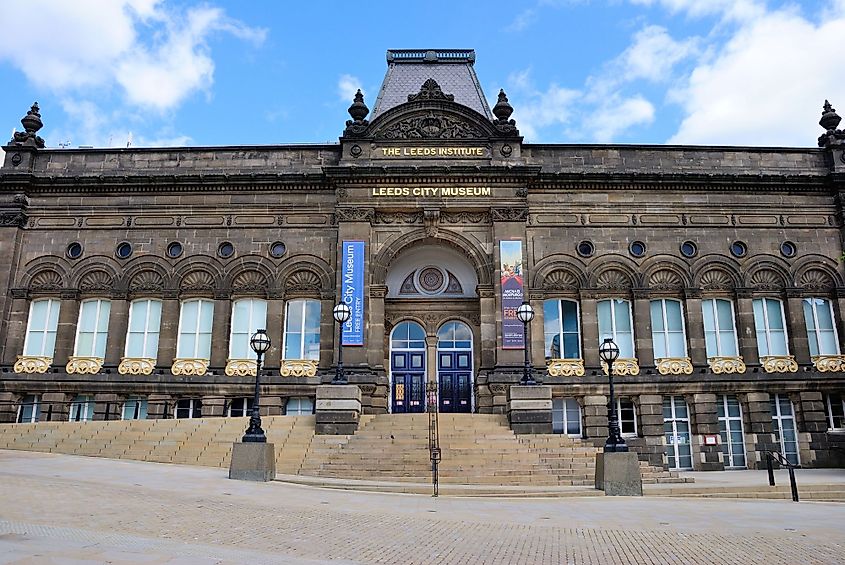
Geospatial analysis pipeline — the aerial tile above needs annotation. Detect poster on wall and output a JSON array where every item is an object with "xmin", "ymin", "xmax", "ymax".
[
  {"xmin": 500, "ymin": 240, "xmax": 525, "ymax": 349},
  {"xmin": 341, "ymin": 240, "xmax": 365, "ymax": 346}
]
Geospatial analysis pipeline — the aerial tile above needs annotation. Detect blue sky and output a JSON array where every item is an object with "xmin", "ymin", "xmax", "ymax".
[{"xmin": 0, "ymin": 0, "xmax": 842, "ymax": 148}]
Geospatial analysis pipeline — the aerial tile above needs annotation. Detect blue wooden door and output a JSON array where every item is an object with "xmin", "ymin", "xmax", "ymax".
[
  {"xmin": 437, "ymin": 351, "xmax": 472, "ymax": 412},
  {"xmin": 391, "ymin": 351, "xmax": 425, "ymax": 413}
]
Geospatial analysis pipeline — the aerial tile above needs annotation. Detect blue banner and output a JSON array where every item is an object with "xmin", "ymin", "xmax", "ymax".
[{"xmin": 341, "ymin": 241, "xmax": 365, "ymax": 346}]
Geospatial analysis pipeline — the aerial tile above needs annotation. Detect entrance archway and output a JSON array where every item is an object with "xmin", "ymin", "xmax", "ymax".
[
  {"xmin": 390, "ymin": 321, "xmax": 426, "ymax": 413},
  {"xmin": 436, "ymin": 321, "xmax": 473, "ymax": 413}
]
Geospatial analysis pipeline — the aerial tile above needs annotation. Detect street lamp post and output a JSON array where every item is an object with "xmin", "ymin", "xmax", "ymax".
[
  {"xmin": 516, "ymin": 302, "xmax": 536, "ymax": 385},
  {"xmin": 332, "ymin": 302, "xmax": 352, "ymax": 384},
  {"xmin": 242, "ymin": 329, "xmax": 271, "ymax": 443},
  {"xmin": 599, "ymin": 337, "xmax": 627, "ymax": 452}
]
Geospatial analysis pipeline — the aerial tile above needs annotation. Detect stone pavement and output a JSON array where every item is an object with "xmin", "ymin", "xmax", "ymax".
[{"xmin": 1, "ymin": 450, "xmax": 843, "ymax": 565}]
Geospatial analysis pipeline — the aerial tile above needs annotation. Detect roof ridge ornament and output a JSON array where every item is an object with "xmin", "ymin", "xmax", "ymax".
[
  {"xmin": 8, "ymin": 102, "xmax": 45, "ymax": 148},
  {"xmin": 492, "ymin": 89, "xmax": 519, "ymax": 136},
  {"xmin": 818, "ymin": 99, "xmax": 844, "ymax": 148},
  {"xmin": 408, "ymin": 79, "xmax": 455, "ymax": 103}
]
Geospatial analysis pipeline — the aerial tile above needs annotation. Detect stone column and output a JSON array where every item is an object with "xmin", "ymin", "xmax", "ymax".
[
  {"xmin": 690, "ymin": 393, "xmax": 723, "ymax": 471},
  {"xmin": 478, "ymin": 284, "xmax": 497, "ymax": 368},
  {"xmin": 104, "ymin": 295, "xmax": 129, "ymax": 367},
  {"xmin": 632, "ymin": 291, "xmax": 654, "ymax": 369},
  {"xmin": 210, "ymin": 294, "xmax": 231, "ymax": 369},
  {"xmin": 507, "ymin": 385, "xmax": 552, "ymax": 434},
  {"xmin": 580, "ymin": 292, "xmax": 600, "ymax": 368},
  {"xmin": 315, "ymin": 384, "xmax": 361, "ymax": 434},
  {"xmin": 264, "ymin": 297, "xmax": 284, "ymax": 370},
  {"xmin": 796, "ymin": 391, "xmax": 827, "ymax": 467},
  {"xmin": 529, "ymin": 295, "xmax": 546, "ymax": 370},
  {"xmin": 156, "ymin": 295, "xmax": 180, "ymax": 368},
  {"xmin": 638, "ymin": 394, "xmax": 666, "ymax": 468},
  {"xmin": 735, "ymin": 291, "xmax": 760, "ymax": 366},
  {"xmin": 583, "ymin": 394, "xmax": 608, "ymax": 443},
  {"xmin": 52, "ymin": 291, "xmax": 80, "ymax": 368},
  {"xmin": 425, "ymin": 334, "xmax": 438, "ymax": 390},
  {"xmin": 367, "ymin": 285, "xmax": 386, "ymax": 368},
  {"xmin": 683, "ymin": 290, "xmax": 707, "ymax": 366},
  {"xmin": 2, "ymin": 290, "xmax": 29, "ymax": 365},
  {"xmin": 321, "ymin": 294, "xmax": 335, "ymax": 371},
  {"xmin": 743, "ymin": 391, "xmax": 776, "ymax": 470},
  {"xmin": 785, "ymin": 291, "xmax": 811, "ymax": 365}
]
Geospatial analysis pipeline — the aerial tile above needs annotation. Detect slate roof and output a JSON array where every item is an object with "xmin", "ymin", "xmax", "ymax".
[{"xmin": 371, "ymin": 49, "xmax": 493, "ymax": 120}]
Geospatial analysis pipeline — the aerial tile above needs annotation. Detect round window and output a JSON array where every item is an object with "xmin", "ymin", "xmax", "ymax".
[
  {"xmin": 730, "ymin": 241, "xmax": 747, "ymax": 258},
  {"xmin": 217, "ymin": 241, "xmax": 235, "ymax": 259},
  {"xmin": 269, "ymin": 241, "xmax": 287, "ymax": 258},
  {"xmin": 629, "ymin": 241, "xmax": 646, "ymax": 258},
  {"xmin": 780, "ymin": 241, "xmax": 796, "ymax": 258},
  {"xmin": 66, "ymin": 242, "xmax": 83, "ymax": 260},
  {"xmin": 417, "ymin": 266, "xmax": 446, "ymax": 294},
  {"xmin": 680, "ymin": 241, "xmax": 698, "ymax": 258},
  {"xmin": 166, "ymin": 241, "xmax": 183, "ymax": 258},
  {"xmin": 115, "ymin": 242, "xmax": 132, "ymax": 259},
  {"xmin": 576, "ymin": 240, "xmax": 595, "ymax": 258}
]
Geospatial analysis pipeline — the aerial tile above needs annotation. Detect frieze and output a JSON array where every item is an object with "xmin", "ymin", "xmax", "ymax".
[
  {"xmin": 491, "ymin": 207, "xmax": 528, "ymax": 222},
  {"xmin": 336, "ymin": 207, "xmax": 375, "ymax": 223},
  {"xmin": 377, "ymin": 113, "xmax": 486, "ymax": 140},
  {"xmin": 372, "ymin": 211, "xmax": 423, "ymax": 225},
  {"xmin": 441, "ymin": 211, "xmax": 490, "ymax": 224},
  {"xmin": 0, "ymin": 212, "xmax": 27, "ymax": 227}
]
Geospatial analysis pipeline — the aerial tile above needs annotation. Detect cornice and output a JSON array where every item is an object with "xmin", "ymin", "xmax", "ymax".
[{"xmin": 531, "ymin": 172, "xmax": 832, "ymax": 193}]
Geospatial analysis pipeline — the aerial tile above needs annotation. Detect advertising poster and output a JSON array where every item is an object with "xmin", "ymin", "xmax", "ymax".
[
  {"xmin": 341, "ymin": 241, "xmax": 365, "ymax": 346},
  {"xmin": 500, "ymin": 240, "xmax": 525, "ymax": 349}
]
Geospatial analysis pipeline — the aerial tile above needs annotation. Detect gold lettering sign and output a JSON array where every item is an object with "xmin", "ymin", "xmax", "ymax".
[
  {"xmin": 371, "ymin": 187, "xmax": 492, "ymax": 197},
  {"xmin": 379, "ymin": 147, "xmax": 486, "ymax": 157}
]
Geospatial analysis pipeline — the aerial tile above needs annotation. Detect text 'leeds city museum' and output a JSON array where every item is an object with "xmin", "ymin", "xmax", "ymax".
[{"xmin": 1, "ymin": 49, "xmax": 844, "ymax": 471}]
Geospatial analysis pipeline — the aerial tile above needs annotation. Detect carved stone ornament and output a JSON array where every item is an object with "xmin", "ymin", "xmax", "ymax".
[
  {"xmin": 489, "ymin": 384, "xmax": 508, "ymax": 395},
  {"xmin": 543, "ymin": 269, "xmax": 579, "ymax": 291},
  {"xmin": 408, "ymin": 79, "xmax": 455, "ymax": 103},
  {"xmin": 491, "ymin": 207, "xmax": 528, "ymax": 222},
  {"xmin": 130, "ymin": 271, "xmax": 164, "ymax": 293},
  {"xmin": 596, "ymin": 269, "xmax": 632, "ymax": 291},
  {"xmin": 285, "ymin": 270, "xmax": 321, "ymax": 294},
  {"xmin": 30, "ymin": 270, "xmax": 63, "ymax": 291},
  {"xmin": 655, "ymin": 357, "xmax": 693, "ymax": 376},
  {"xmin": 811, "ymin": 354, "xmax": 845, "ymax": 372},
  {"xmin": 700, "ymin": 269, "xmax": 734, "ymax": 291},
  {"xmin": 280, "ymin": 359, "xmax": 318, "ymax": 377},
  {"xmin": 232, "ymin": 270, "xmax": 268, "ymax": 294},
  {"xmin": 424, "ymin": 209, "xmax": 440, "ymax": 237},
  {"xmin": 225, "ymin": 358, "xmax": 257, "ymax": 377},
  {"xmin": 343, "ymin": 89, "xmax": 370, "ymax": 136},
  {"xmin": 649, "ymin": 270, "xmax": 684, "ymax": 291},
  {"xmin": 171, "ymin": 358, "xmax": 209, "ymax": 376},
  {"xmin": 180, "ymin": 270, "xmax": 215, "ymax": 292},
  {"xmin": 118, "ymin": 357, "xmax": 155, "ymax": 376},
  {"xmin": 760, "ymin": 355, "xmax": 798, "ymax": 374},
  {"xmin": 0, "ymin": 212, "xmax": 27, "ymax": 227},
  {"xmin": 800, "ymin": 269, "xmax": 834, "ymax": 291},
  {"xmin": 13, "ymin": 355, "xmax": 51, "ymax": 374},
  {"xmin": 749, "ymin": 269, "xmax": 784, "ymax": 290},
  {"xmin": 377, "ymin": 112, "xmax": 486, "ymax": 140},
  {"xmin": 66, "ymin": 356, "xmax": 104, "ymax": 375},
  {"xmin": 491, "ymin": 89, "xmax": 519, "ymax": 135},
  {"xmin": 9, "ymin": 102, "xmax": 45, "ymax": 148},
  {"xmin": 441, "ymin": 211, "xmax": 490, "ymax": 224},
  {"xmin": 79, "ymin": 270, "xmax": 114, "ymax": 292},
  {"xmin": 373, "ymin": 211, "xmax": 423, "ymax": 225},
  {"xmin": 336, "ymin": 207, "xmax": 375, "ymax": 223},
  {"xmin": 547, "ymin": 358, "xmax": 585, "ymax": 377},
  {"xmin": 707, "ymin": 356, "xmax": 746, "ymax": 374},
  {"xmin": 818, "ymin": 100, "xmax": 845, "ymax": 148},
  {"xmin": 601, "ymin": 358, "xmax": 640, "ymax": 376}
]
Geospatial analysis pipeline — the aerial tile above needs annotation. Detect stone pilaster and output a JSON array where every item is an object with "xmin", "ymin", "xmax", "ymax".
[
  {"xmin": 320, "ymin": 295, "xmax": 335, "ymax": 371},
  {"xmin": 264, "ymin": 298, "xmax": 283, "ymax": 370},
  {"xmin": 0, "ymin": 392, "xmax": 17, "ymax": 423},
  {"xmin": 632, "ymin": 292, "xmax": 654, "ymax": 369},
  {"xmin": 691, "ymin": 393, "xmax": 723, "ymax": 471},
  {"xmin": 156, "ymin": 297, "xmax": 180, "ymax": 368},
  {"xmin": 147, "ymin": 394, "xmax": 173, "ymax": 419},
  {"xmin": 529, "ymin": 296, "xmax": 545, "ymax": 368},
  {"xmin": 583, "ymin": 394, "xmax": 608, "ymax": 442},
  {"xmin": 683, "ymin": 290, "xmax": 707, "ymax": 366},
  {"xmin": 315, "ymin": 384, "xmax": 361, "ymax": 435},
  {"xmin": 735, "ymin": 292, "xmax": 760, "ymax": 366},
  {"xmin": 52, "ymin": 293, "xmax": 80, "ymax": 368},
  {"xmin": 507, "ymin": 385, "xmax": 552, "ymax": 434},
  {"xmin": 638, "ymin": 394, "xmax": 666, "ymax": 468},
  {"xmin": 785, "ymin": 292, "xmax": 811, "ymax": 365},
  {"xmin": 579, "ymin": 293, "xmax": 600, "ymax": 368},
  {"xmin": 796, "ymin": 391, "xmax": 827, "ymax": 467},
  {"xmin": 2, "ymin": 293, "xmax": 28, "ymax": 365},
  {"xmin": 478, "ymin": 284, "xmax": 496, "ymax": 368},
  {"xmin": 742, "ymin": 391, "xmax": 776, "ymax": 470},
  {"xmin": 210, "ymin": 296, "xmax": 230, "ymax": 369},
  {"xmin": 202, "ymin": 395, "xmax": 226, "ymax": 417},
  {"xmin": 367, "ymin": 285, "xmax": 386, "ymax": 368},
  {"xmin": 104, "ymin": 297, "xmax": 129, "ymax": 367}
]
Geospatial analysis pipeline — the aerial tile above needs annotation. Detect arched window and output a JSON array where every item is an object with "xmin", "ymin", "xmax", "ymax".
[
  {"xmin": 543, "ymin": 299, "xmax": 581, "ymax": 359},
  {"xmin": 752, "ymin": 298, "xmax": 788, "ymax": 356},
  {"xmin": 177, "ymin": 299, "xmax": 214, "ymax": 360},
  {"xmin": 74, "ymin": 299, "xmax": 111, "ymax": 358},
  {"xmin": 391, "ymin": 321, "xmax": 426, "ymax": 350},
  {"xmin": 283, "ymin": 299, "xmax": 321, "ymax": 360},
  {"xmin": 23, "ymin": 299, "xmax": 60, "ymax": 357},
  {"xmin": 597, "ymin": 298, "xmax": 635, "ymax": 357},
  {"xmin": 125, "ymin": 299, "xmax": 162, "ymax": 359},
  {"xmin": 803, "ymin": 297, "xmax": 839, "ymax": 356},
  {"xmin": 436, "ymin": 321, "xmax": 472, "ymax": 349},
  {"xmin": 702, "ymin": 298, "xmax": 739, "ymax": 358},
  {"xmin": 229, "ymin": 298, "xmax": 268, "ymax": 359},
  {"xmin": 650, "ymin": 299, "xmax": 687, "ymax": 359}
]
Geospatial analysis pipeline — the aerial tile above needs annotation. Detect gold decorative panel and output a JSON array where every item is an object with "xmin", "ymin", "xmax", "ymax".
[
  {"xmin": 707, "ymin": 356, "xmax": 746, "ymax": 374},
  {"xmin": 66, "ymin": 356, "xmax": 103, "ymax": 375},
  {"xmin": 118, "ymin": 357, "xmax": 155, "ymax": 376},
  {"xmin": 760, "ymin": 355, "xmax": 798, "ymax": 374},
  {"xmin": 601, "ymin": 358, "xmax": 640, "ymax": 376},
  {"xmin": 280, "ymin": 359, "xmax": 318, "ymax": 377},
  {"xmin": 13, "ymin": 356, "xmax": 51, "ymax": 374},
  {"xmin": 546, "ymin": 358, "xmax": 585, "ymax": 377},
  {"xmin": 812, "ymin": 355, "xmax": 845, "ymax": 373},
  {"xmin": 171, "ymin": 358, "xmax": 209, "ymax": 376},
  {"xmin": 655, "ymin": 357, "xmax": 693, "ymax": 376},
  {"xmin": 225, "ymin": 359, "xmax": 257, "ymax": 377}
]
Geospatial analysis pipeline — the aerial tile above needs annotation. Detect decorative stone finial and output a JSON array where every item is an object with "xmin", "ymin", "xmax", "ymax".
[
  {"xmin": 9, "ymin": 102, "xmax": 45, "ymax": 148},
  {"xmin": 408, "ymin": 79, "xmax": 455, "ymax": 103},
  {"xmin": 818, "ymin": 99, "xmax": 844, "ymax": 148},
  {"xmin": 492, "ymin": 89, "xmax": 519, "ymax": 136},
  {"xmin": 347, "ymin": 89, "xmax": 369, "ymax": 123}
]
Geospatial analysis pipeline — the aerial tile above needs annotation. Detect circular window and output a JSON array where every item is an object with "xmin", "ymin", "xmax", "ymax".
[
  {"xmin": 166, "ymin": 241, "xmax": 183, "ymax": 258},
  {"xmin": 577, "ymin": 240, "xmax": 595, "ymax": 258},
  {"xmin": 730, "ymin": 241, "xmax": 747, "ymax": 258},
  {"xmin": 417, "ymin": 266, "xmax": 446, "ymax": 294},
  {"xmin": 269, "ymin": 241, "xmax": 287, "ymax": 258},
  {"xmin": 780, "ymin": 241, "xmax": 796, "ymax": 258},
  {"xmin": 629, "ymin": 241, "xmax": 646, "ymax": 258},
  {"xmin": 115, "ymin": 242, "xmax": 132, "ymax": 259},
  {"xmin": 66, "ymin": 242, "xmax": 83, "ymax": 260},
  {"xmin": 680, "ymin": 241, "xmax": 698, "ymax": 258},
  {"xmin": 217, "ymin": 241, "xmax": 235, "ymax": 259}
]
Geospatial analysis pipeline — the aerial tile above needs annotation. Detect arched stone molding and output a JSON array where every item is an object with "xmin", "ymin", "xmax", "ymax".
[
  {"xmin": 386, "ymin": 315, "xmax": 428, "ymax": 335},
  {"xmin": 372, "ymin": 228, "xmax": 492, "ymax": 288},
  {"xmin": 690, "ymin": 255, "xmax": 742, "ymax": 292},
  {"xmin": 742, "ymin": 255, "xmax": 791, "ymax": 290},
  {"xmin": 123, "ymin": 257, "xmax": 170, "ymax": 297},
  {"xmin": 791, "ymin": 255, "xmax": 843, "ymax": 292},
  {"xmin": 585, "ymin": 255, "xmax": 639, "ymax": 292},
  {"xmin": 276, "ymin": 254, "xmax": 333, "ymax": 298},
  {"xmin": 172, "ymin": 255, "xmax": 224, "ymax": 297},
  {"xmin": 18, "ymin": 256, "xmax": 70, "ymax": 292},
  {"xmin": 640, "ymin": 255, "xmax": 692, "ymax": 293},
  {"xmin": 223, "ymin": 256, "xmax": 276, "ymax": 298},
  {"xmin": 69, "ymin": 256, "xmax": 121, "ymax": 296},
  {"xmin": 531, "ymin": 254, "xmax": 588, "ymax": 295},
  {"xmin": 385, "ymin": 244, "xmax": 478, "ymax": 298}
]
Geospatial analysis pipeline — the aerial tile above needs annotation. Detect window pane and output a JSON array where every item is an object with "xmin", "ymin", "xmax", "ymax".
[
  {"xmin": 30, "ymin": 300, "xmax": 48, "ymax": 330},
  {"xmin": 702, "ymin": 300, "xmax": 716, "ymax": 333},
  {"xmin": 650, "ymin": 301, "xmax": 664, "ymax": 332},
  {"xmin": 181, "ymin": 300, "xmax": 199, "ymax": 332},
  {"xmin": 816, "ymin": 299, "xmax": 834, "ymax": 330},
  {"xmin": 232, "ymin": 300, "xmax": 251, "ymax": 333},
  {"xmin": 666, "ymin": 301, "xmax": 682, "ymax": 331},
  {"xmin": 199, "ymin": 300, "xmax": 214, "ymax": 331},
  {"xmin": 769, "ymin": 330, "xmax": 788, "ymax": 355},
  {"xmin": 284, "ymin": 334, "xmax": 302, "ymax": 359},
  {"xmin": 668, "ymin": 333, "xmax": 686, "ymax": 357},
  {"xmin": 562, "ymin": 334, "xmax": 579, "ymax": 359},
  {"xmin": 718, "ymin": 330, "xmax": 738, "ymax": 356},
  {"xmin": 766, "ymin": 300, "xmax": 784, "ymax": 330},
  {"xmin": 803, "ymin": 299, "xmax": 816, "ymax": 331},
  {"xmin": 197, "ymin": 332, "xmax": 212, "ymax": 360},
  {"xmin": 561, "ymin": 301, "xmax": 578, "ymax": 332},
  {"xmin": 129, "ymin": 301, "xmax": 148, "ymax": 332},
  {"xmin": 753, "ymin": 299, "xmax": 765, "ymax": 332},
  {"xmin": 97, "ymin": 301, "xmax": 111, "ymax": 332},
  {"xmin": 716, "ymin": 300, "xmax": 733, "ymax": 330},
  {"xmin": 178, "ymin": 334, "xmax": 197, "ymax": 358},
  {"xmin": 79, "ymin": 301, "xmax": 97, "ymax": 332},
  {"xmin": 597, "ymin": 300, "xmax": 611, "ymax": 338},
  {"xmin": 819, "ymin": 330, "xmax": 838, "ymax": 355},
  {"xmin": 704, "ymin": 332, "xmax": 718, "ymax": 358},
  {"xmin": 614, "ymin": 299, "xmax": 631, "ymax": 331}
]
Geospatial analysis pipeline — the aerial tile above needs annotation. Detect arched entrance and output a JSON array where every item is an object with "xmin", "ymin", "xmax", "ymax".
[
  {"xmin": 436, "ymin": 321, "xmax": 473, "ymax": 413},
  {"xmin": 390, "ymin": 321, "xmax": 426, "ymax": 413}
]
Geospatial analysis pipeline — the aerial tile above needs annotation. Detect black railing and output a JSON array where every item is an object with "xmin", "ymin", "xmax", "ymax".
[
  {"xmin": 427, "ymin": 381, "xmax": 441, "ymax": 497},
  {"xmin": 764, "ymin": 449, "xmax": 801, "ymax": 502}
]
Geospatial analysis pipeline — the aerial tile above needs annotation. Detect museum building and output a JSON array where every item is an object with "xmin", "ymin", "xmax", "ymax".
[{"xmin": 1, "ymin": 49, "xmax": 844, "ymax": 471}]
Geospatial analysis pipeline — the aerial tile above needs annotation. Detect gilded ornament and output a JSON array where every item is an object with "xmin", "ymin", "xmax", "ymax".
[
  {"xmin": 812, "ymin": 355, "xmax": 845, "ymax": 372},
  {"xmin": 66, "ymin": 356, "xmax": 104, "ymax": 375},
  {"xmin": 171, "ymin": 358, "xmax": 209, "ymax": 376},
  {"xmin": 601, "ymin": 358, "xmax": 640, "ymax": 376},
  {"xmin": 118, "ymin": 357, "xmax": 156, "ymax": 376},
  {"xmin": 13, "ymin": 355, "xmax": 51, "ymax": 374},
  {"xmin": 280, "ymin": 359, "xmax": 318, "ymax": 377},
  {"xmin": 707, "ymin": 356, "xmax": 746, "ymax": 374},
  {"xmin": 225, "ymin": 359, "xmax": 257, "ymax": 377},
  {"xmin": 760, "ymin": 355, "xmax": 798, "ymax": 374},
  {"xmin": 546, "ymin": 358, "xmax": 585, "ymax": 377},
  {"xmin": 655, "ymin": 357, "xmax": 693, "ymax": 375}
]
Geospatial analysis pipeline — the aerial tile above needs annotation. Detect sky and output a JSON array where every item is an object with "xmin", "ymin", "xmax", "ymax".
[{"xmin": 0, "ymin": 0, "xmax": 843, "ymax": 149}]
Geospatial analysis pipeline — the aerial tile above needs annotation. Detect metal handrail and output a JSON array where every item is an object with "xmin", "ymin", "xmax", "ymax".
[{"xmin": 763, "ymin": 449, "xmax": 801, "ymax": 502}]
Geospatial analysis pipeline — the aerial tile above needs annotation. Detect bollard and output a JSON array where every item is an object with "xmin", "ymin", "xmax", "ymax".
[{"xmin": 767, "ymin": 454, "xmax": 775, "ymax": 486}]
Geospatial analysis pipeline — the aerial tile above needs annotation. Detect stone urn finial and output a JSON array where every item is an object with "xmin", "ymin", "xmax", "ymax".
[
  {"xmin": 818, "ymin": 99, "xmax": 845, "ymax": 148},
  {"xmin": 820, "ymin": 100, "xmax": 841, "ymax": 132},
  {"xmin": 348, "ymin": 89, "xmax": 369, "ymax": 124},
  {"xmin": 493, "ymin": 89, "xmax": 514, "ymax": 122},
  {"xmin": 9, "ymin": 102, "xmax": 45, "ymax": 148}
]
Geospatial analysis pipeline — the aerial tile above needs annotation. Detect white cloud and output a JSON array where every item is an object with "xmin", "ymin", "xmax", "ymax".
[
  {"xmin": 630, "ymin": 0, "xmax": 766, "ymax": 22},
  {"xmin": 667, "ymin": 6, "xmax": 845, "ymax": 145},
  {"xmin": 618, "ymin": 25, "xmax": 698, "ymax": 83},
  {"xmin": 338, "ymin": 74, "xmax": 363, "ymax": 102},
  {"xmin": 585, "ymin": 96, "xmax": 655, "ymax": 142},
  {"xmin": 506, "ymin": 9, "xmax": 537, "ymax": 32}
]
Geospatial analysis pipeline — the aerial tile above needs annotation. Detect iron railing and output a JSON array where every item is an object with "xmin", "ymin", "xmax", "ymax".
[{"xmin": 764, "ymin": 449, "xmax": 801, "ymax": 502}]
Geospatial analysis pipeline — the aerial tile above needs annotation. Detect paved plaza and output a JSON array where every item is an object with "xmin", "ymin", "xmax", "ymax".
[{"xmin": 0, "ymin": 450, "xmax": 843, "ymax": 564}]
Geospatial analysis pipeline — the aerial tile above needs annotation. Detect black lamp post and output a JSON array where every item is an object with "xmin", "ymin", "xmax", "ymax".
[
  {"xmin": 243, "ymin": 329, "xmax": 271, "ymax": 443},
  {"xmin": 599, "ymin": 337, "xmax": 627, "ymax": 452},
  {"xmin": 332, "ymin": 302, "xmax": 352, "ymax": 384},
  {"xmin": 516, "ymin": 301, "xmax": 536, "ymax": 385}
]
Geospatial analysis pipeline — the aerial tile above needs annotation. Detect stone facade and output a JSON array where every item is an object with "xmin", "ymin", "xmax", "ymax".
[{"xmin": 1, "ymin": 50, "xmax": 844, "ymax": 470}]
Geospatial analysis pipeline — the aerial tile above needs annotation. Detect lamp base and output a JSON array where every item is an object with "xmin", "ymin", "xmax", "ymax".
[
  {"xmin": 229, "ymin": 442, "xmax": 275, "ymax": 482},
  {"xmin": 595, "ymin": 451, "xmax": 642, "ymax": 496}
]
